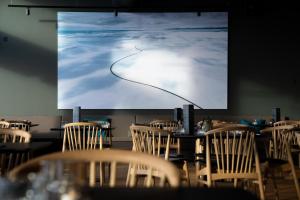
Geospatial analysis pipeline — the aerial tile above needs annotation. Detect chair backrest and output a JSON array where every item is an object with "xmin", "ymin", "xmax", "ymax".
[
  {"xmin": 130, "ymin": 125, "xmax": 171, "ymax": 160},
  {"xmin": 149, "ymin": 120, "xmax": 179, "ymax": 131},
  {"xmin": 149, "ymin": 120, "xmax": 181, "ymax": 153},
  {"xmin": 62, "ymin": 122, "xmax": 102, "ymax": 152},
  {"xmin": 274, "ymin": 120, "xmax": 300, "ymax": 127},
  {"xmin": 0, "ymin": 121, "xmax": 10, "ymax": 129},
  {"xmin": 269, "ymin": 125, "xmax": 299, "ymax": 160},
  {"xmin": 86, "ymin": 120, "xmax": 112, "ymax": 147},
  {"xmin": 0, "ymin": 128, "xmax": 31, "ymax": 143},
  {"xmin": 8, "ymin": 149, "xmax": 180, "ymax": 187},
  {"xmin": 204, "ymin": 125, "xmax": 262, "ymax": 184},
  {"xmin": 9, "ymin": 121, "xmax": 31, "ymax": 132}
]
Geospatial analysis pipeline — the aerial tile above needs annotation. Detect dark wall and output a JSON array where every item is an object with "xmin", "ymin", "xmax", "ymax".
[{"xmin": 0, "ymin": 0, "xmax": 299, "ymax": 138}]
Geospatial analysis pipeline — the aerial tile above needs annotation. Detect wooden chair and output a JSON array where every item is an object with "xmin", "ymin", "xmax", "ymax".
[
  {"xmin": 8, "ymin": 149, "xmax": 180, "ymax": 188},
  {"xmin": 195, "ymin": 125, "xmax": 265, "ymax": 200},
  {"xmin": 261, "ymin": 125, "xmax": 299, "ymax": 161},
  {"xmin": 130, "ymin": 124, "xmax": 189, "ymax": 186},
  {"xmin": 130, "ymin": 125, "xmax": 171, "ymax": 161},
  {"xmin": 8, "ymin": 120, "xmax": 31, "ymax": 132},
  {"xmin": 149, "ymin": 120, "xmax": 181, "ymax": 154},
  {"xmin": 262, "ymin": 125, "xmax": 300, "ymax": 199},
  {"xmin": 0, "ymin": 121, "xmax": 10, "ymax": 128},
  {"xmin": 83, "ymin": 120, "xmax": 113, "ymax": 148},
  {"xmin": 274, "ymin": 120, "xmax": 300, "ymax": 127},
  {"xmin": 0, "ymin": 128, "xmax": 31, "ymax": 175},
  {"xmin": 62, "ymin": 122, "xmax": 102, "ymax": 152},
  {"xmin": 62, "ymin": 122, "xmax": 108, "ymax": 185},
  {"xmin": 0, "ymin": 128, "xmax": 31, "ymax": 143}
]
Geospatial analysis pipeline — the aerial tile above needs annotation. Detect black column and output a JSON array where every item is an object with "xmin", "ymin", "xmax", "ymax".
[{"xmin": 183, "ymin": 104, "xmax": 194, "ymax": 135}]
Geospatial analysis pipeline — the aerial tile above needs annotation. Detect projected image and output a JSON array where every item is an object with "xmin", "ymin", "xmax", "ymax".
[{"xmin": 58, "ymin": 12, "xmax": 228, "ymax": 109}]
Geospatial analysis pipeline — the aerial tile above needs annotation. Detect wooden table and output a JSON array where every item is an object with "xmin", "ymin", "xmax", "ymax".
[
  {"xmin": 7, "ymin": 120, "xmax": 39, "ymax": 127},
  {"xmin": 0, "ymin": 181, "xmax": 258, "ymax": 200},
  {"xmin": 0, "ymin": 142, "xmax": 53, "ymax": 176},
  {"xmin": 0, "ymin": 142, "xmax": 53, "ymax": 154}
]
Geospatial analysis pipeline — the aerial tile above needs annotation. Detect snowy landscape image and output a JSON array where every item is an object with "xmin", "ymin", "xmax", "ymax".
[{"xmin": 57, "ymin": 12, "xmax": 228, "ymax": 109}]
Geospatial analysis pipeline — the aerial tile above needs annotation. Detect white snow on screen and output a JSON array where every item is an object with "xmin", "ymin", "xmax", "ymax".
[{"xmin": 57, "ymin": 12, "xmax": 228, "ymax": 109}]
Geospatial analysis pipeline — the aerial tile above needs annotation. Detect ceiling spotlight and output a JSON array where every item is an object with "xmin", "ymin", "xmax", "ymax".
[{"xmin": 26, "ymin": 7, "xmax": 30, "ymax": 16}]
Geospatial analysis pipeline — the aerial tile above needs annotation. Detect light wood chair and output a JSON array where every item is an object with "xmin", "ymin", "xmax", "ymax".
[
  {"xmin": 149, "ymin": 120, "xmax": 181, "ymax": 154},
  {"xmin": 0, "ymin": 128, "xmax": 31, "ymax": 143},
  {"xmin": 62, "ymin": 122, "xmax": 107, "ymax": 185},
  {"xmin": 9, "ymin": 120, "xmax": 31, "ymax": 132},
  {"xmin": 62, "ymin": 122, "xmax": 102, "ymax": 152},
  {"xmin": 262, "ymin": 125, "xmax": 299, "ymax": 160},
  {"xmin": 130, "ymin": 124, "xmax": 189, "ymax": 186},
  {"xmin": 274, "ymin": 120, "xmax": 300, "ymax": 127},
  {"xmin": 8, "ymin": 149, "xmax": 180, "ymax": 188},
  {"xmin": 84, "ymin": 120, "xmax": 113, "ymax": 148},
  {"xmin": 195, "ymin": 125, "xmax": 265, "ymax": 200},
  {"xmin": 0, "ymin": 121, "xmax": 10, "ymax": 128},
  {"xmin": 0, "ymin": 128, "xmax": 31, "ymax": 175},
  {"xmin": 263, "ymin": 126, "xmax": 300, "ymax": 199},
  {"xmin": 130, "ymin": 125, "xmax": 171, "ymax": 161}
]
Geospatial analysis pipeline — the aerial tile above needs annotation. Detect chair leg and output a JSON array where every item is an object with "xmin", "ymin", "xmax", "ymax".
[
  {"xmin": 234, "ymin": 178, "xmax": 238, "ymax": 188},
  {"xmin": 182, "ymin": 161, "xmax": 190, "ymax": 186},
  {"xmin": 99, "ymin": 162, "xmax": 104, "ymax": 186},
  {"xmin": 126, "ymin": 163, "xmax": 132, "ymax": 186}
]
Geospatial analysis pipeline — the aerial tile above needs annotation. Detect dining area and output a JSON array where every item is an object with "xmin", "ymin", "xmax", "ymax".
[
  {"xmin": 0, "ymin": 117, "xmax": 300, "ymax": 200},
  {"xmin": 1, "ymin": 0, "xmax": 300, "ymax": 199}
]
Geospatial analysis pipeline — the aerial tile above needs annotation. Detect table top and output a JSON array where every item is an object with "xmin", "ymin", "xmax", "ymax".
[
  {"xmin": 77, "ymin": 187, "xmax": 258, "ymax": 200},
  {"xmin": 6, "ymin": 120, "xmax": 39, "ymax": 127},
  {"xmin": 172, "ymin": 133, "xmax": 204, "ymax": 138},
  {"xmin": 0, "ymin": 142, "xmax": 53, "ymax": 153},
  {"xmin": 0, "ymin": 180, "xmax": 258, "ymax": 200}
]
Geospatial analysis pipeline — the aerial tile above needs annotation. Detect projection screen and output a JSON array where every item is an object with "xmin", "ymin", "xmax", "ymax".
[{"xmin": 58, "ymin": 12, "xmax": 228, "ymax": 109}]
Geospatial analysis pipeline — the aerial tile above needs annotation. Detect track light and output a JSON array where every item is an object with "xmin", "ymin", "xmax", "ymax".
[{"xmin": 26, "ymin": 7, "xmax": 30, "ymax": 15}]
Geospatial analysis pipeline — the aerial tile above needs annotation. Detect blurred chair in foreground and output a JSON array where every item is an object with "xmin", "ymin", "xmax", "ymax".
[{"xmin": 8, "ymin": 149, "xmax": 180, "ymax": 188}]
